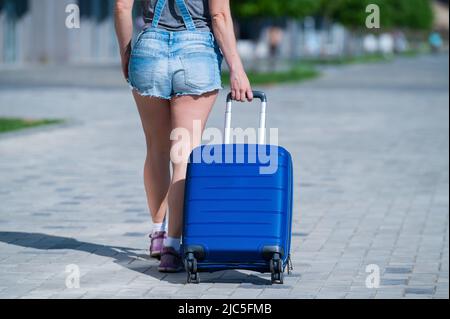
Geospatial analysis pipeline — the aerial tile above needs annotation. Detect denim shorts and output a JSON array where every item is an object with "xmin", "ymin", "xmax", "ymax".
[{"xmin": 128, "ymin": 28, "xmax": 223, "ymax": 100}]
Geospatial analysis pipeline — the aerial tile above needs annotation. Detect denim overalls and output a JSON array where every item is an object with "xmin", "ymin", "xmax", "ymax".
[{"xmin": 128, "ymin": 0, "xmax": 223, "ymax": 99}]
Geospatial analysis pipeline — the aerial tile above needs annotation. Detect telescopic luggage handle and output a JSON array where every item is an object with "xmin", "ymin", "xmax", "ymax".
[{"xmin": 224, "ymin": 91, "xmax": 267, "ymax": 145}]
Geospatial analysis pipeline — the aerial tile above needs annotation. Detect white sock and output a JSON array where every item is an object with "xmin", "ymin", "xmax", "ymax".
[
  {"xmin": 151, "ymin": 222, "xmax": 165, "ymax": 234},
  {"xmin": 164, "ymin": 236, "xmax": 181, "ymax": 251}
]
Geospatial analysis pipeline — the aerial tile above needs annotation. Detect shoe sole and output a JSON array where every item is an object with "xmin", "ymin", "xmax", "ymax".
[
  {"xmin": 158, "ymin": 266, "xmax": 184, "ymax": 273},
  {"xmin": 150, "ymin": 251, "xmax": 161, "ymax": 259}
]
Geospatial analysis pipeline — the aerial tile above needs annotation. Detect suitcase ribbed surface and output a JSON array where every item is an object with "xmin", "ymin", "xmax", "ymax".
[{"xmin": 183, "ymin": 144, "xmax": 293, "ymax": 271}]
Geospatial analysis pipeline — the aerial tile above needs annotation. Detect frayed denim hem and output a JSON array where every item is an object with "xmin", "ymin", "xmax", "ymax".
[
  {"xmin": 128, "ymin": 81, "xmax": 223, "ymax": 100},
  {"xmin": 127, "ymin": 81, "xmax": 172, "ymax": 100},
  {"xmin": 174, "ymin": 86, "xmax": 223, "ymax": 98}
]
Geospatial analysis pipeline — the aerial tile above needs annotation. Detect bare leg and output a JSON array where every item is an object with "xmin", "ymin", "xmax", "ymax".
[
  {"xmin": 133, "ymin": 91, "xmax": 171, "ymax": 225},
  {"xmin": 168, "ymin": 91, "xmax": 219, "ymax": 238}
]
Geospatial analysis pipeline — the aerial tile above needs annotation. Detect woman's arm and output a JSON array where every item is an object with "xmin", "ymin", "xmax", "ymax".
[
  {"xmin": 114, "ymin": 0, "xmax": 134, "ymax": 79},
  {"xmin": 209, "ymin": 0, "xmax": 253, "ymax": 102}
]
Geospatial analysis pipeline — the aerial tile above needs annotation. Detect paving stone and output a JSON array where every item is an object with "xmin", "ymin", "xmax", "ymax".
[
  {"xmin": 380, "ymin": 279, "xmax": 409, "ymax": 286},
  {"xmin": 0, "ymin": 54, "xmax": 448, "ymax": 299},
  {"xmin": 404, "ymin": 287, "xmax": 436, "ymax": 295},
  {"xmin": 384, "ymin": 267, "xmax": 413, "ymax": 274}
]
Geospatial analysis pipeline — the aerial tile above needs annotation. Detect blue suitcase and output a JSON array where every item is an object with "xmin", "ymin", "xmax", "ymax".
[{"xmin": 182, "ymin": 91, "xmax": 294, "ymax": 284}]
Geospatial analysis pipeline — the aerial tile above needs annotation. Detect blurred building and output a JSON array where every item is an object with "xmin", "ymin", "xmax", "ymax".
[
  {"xmin": 0, "ymin": 0, "xmax": 118, "ymax": 65},
  {"xmin": 433, "ymin": 0, "xmax": 449, "ymax": 34},
  {"xmin": 0, "ymin": 0, "xmax": 448, "ymax": 66}
]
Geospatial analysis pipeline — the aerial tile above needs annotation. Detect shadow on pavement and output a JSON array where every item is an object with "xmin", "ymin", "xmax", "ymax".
[{"xmin": 0, "ymin": 231, "xmax": 272, "ymax": 285}]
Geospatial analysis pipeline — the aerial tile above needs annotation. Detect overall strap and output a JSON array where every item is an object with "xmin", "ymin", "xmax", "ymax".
[
  {"xmin": 151, "ymin": 0, "xmax": 166, "ymax": 29},
  {"xmin": 151, "ymin": 0, "xmax": 197, "ymax": 31},
  {"xmin": 175, "ymin": 0, "xmax": 196, "ymax": 31}
]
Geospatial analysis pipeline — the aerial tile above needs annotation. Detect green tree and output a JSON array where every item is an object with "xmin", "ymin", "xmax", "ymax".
[
  {"xmin": 232, "ymin": 0, "xmax": 320, "ymax": 19},
  {"xmin": 394, "ymin": 0, "xmax": 434, "ymax": 30},
  {"xmin": 320, "ymin": 0, "xmax": 384, "ymax": 30},
  {"xmin": 285, "ymin": 0, "xmax": 321, "ymax": 18},
  {"xmin": 232, "ymin": 0, "xmax": 434, "ymax": 31},
  {"xmin": 319, "ymin": 0, "xmax": 434, "ymax": 31}
]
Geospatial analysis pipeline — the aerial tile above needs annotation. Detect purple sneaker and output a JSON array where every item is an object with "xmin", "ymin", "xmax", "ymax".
[
  {"xmin": 149, "ymin": 231, "xmax": 166, "ymax": 258},
  {"xmin": 158, "ymin": 246, "xmax": 184, "ymax": 273}
]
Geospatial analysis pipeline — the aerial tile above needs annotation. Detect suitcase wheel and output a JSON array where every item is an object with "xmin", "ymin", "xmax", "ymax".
[
  {"xmin": 187, "ymin": 271, "xmax": 200, "ymax": 284},
  {"xmin": 185, "ymin": 253, "xmax": 200, "ymax": 284},
  {"xmin": 270, "ymin": 253, "xmax": 284, "ymax": 284}
]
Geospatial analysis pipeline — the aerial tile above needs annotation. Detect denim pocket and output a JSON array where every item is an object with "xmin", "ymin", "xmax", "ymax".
[
  {"xmin": 128, "ymin": 54, "xmax": 157, "ymax": 92},
  {"xmin": 180, "ymin": 52, "xmax": 217, "ymax": 90},
  {"xmin": 132, "ymin": 30, "xmax": 146, "ymax": 52}
]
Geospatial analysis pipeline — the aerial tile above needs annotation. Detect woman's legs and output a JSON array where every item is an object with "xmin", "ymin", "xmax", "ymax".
[
  {"xmin": 133, "ymin": 91, "xmax": 172, "ymax": 228},
  {"xmin": 167, "ymin": 91, "xmax": 219, "ymax": 241},
  {"xmin": 133, "ymin": 90, "xmax": 218, "ymax": 272}
]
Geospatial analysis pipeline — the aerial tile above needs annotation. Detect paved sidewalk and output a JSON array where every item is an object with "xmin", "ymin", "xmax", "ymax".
[{"xmin": 0, "ymin": 54, "xmax": 448, "ymax": 299}]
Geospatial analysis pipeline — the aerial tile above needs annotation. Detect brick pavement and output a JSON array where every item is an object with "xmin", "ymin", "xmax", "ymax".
[{"xmin": 0, "ymin": 54, "xmax": 448, "ymax": 299}]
